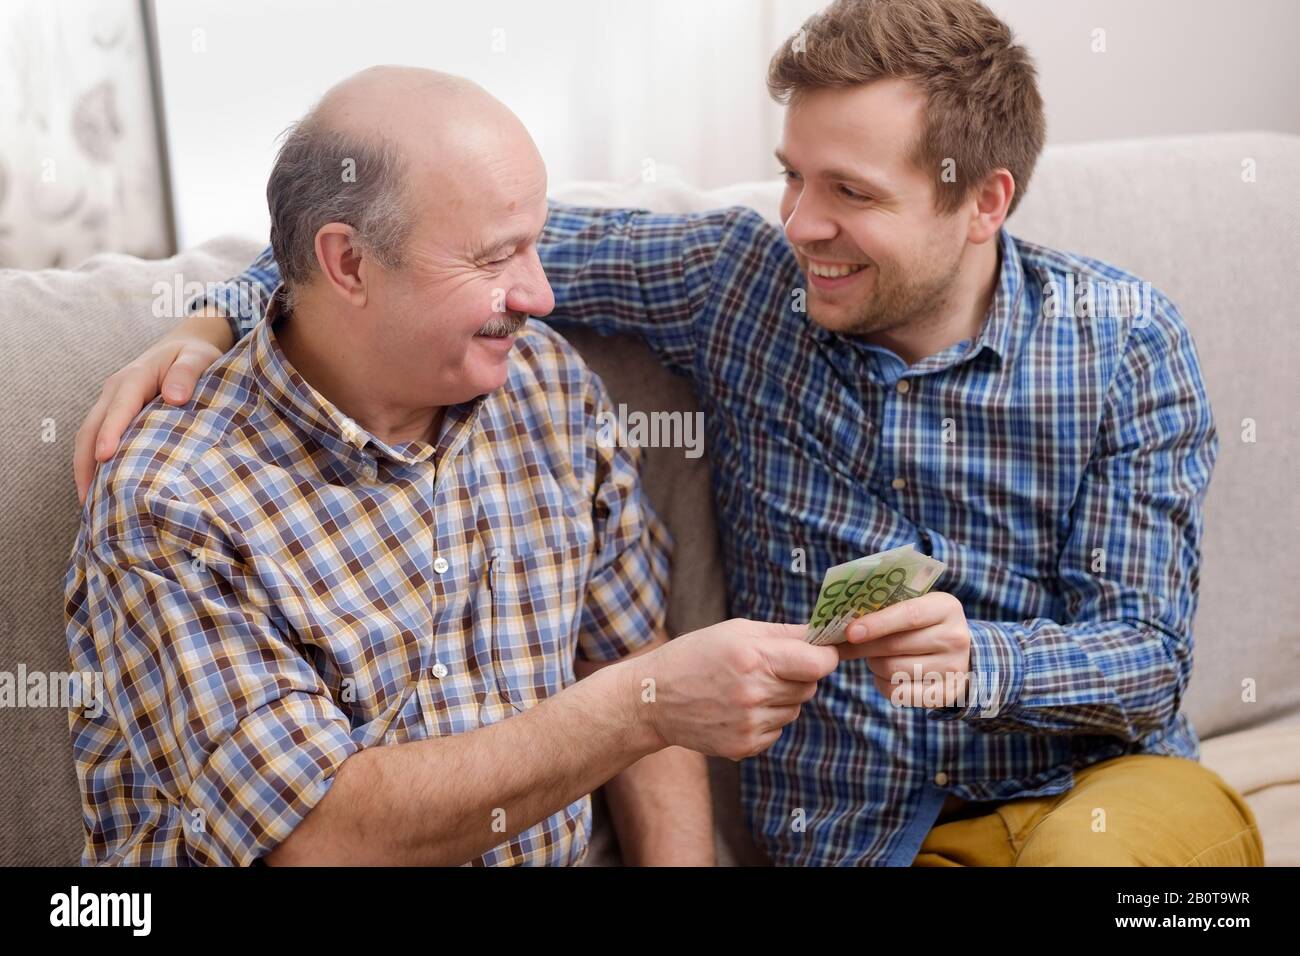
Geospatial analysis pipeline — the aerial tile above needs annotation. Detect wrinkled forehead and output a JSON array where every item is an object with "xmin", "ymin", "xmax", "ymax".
[{"xmin": 407, "ymin": 121, "xmax": 549, "ymax": 248}]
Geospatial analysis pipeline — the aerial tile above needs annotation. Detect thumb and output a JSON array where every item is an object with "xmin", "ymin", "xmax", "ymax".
[
  {"xmin": 160, "ymin": 347, "xmax": 211, "ymax": 404},
  {"xmin": 759, "ymin": 634, "xmax": 839, "ymax": 682},
  {"xmin": 753, "ymin": 621, "xmax": 811, "ymax": 642}
]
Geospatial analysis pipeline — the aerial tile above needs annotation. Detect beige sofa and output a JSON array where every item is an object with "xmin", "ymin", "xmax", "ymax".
[{"xmin": 1, "ymin": 132, "xmax": 1296, "ymax": 866}]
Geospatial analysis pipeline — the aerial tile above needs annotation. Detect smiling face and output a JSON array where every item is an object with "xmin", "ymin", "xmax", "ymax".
[
  {"xmin": 777, "ymin": 79, "xmax": 971, "ymax": 338},
  {"xmin": 361, "ymin": 113, "xmax": 555, "ymax": 407}
]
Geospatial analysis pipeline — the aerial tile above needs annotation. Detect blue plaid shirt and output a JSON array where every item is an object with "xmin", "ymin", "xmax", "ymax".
[{"xmin": 201, "ymin": 203, "xmax": 1216, "ymax": 866}]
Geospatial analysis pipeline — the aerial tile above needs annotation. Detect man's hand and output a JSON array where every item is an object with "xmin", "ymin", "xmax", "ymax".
[
  {"xmin": 839, "ymin": 592, "xmax": 973, "ymax": 707},
  {"xmin": 74, "ymin": 311, "xmax": 234, "ymax": 503},
  {"xmin": 633, "ymin": 619, "xmax": 839, "ymax": 760}
]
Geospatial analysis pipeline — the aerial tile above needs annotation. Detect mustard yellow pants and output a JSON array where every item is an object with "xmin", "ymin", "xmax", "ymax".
[{"xmin": 913, "ymin": 755, "xmax": 1264, "ymax": 866}]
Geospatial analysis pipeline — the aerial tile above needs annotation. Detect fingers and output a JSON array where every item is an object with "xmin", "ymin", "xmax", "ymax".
[
  {"xmin": 161, "ymin": 345, "xmax": 212, "ymax": 405},
  {"xmin": 845, "ymin": 592, "xmax": 957, "ymax": 643},
  {"xmin": 97, "ymin": 375, "xmax": 155, "ymax": 462},
  {"xmin": 873, "ymin": 674, "xmax": 900, "ymax": 701},
  {"xmin": 864, "ymin": 655, "xmax": 934, "ymax": 683},
  {"xmin": 732, "ymin": 727, "xmax": 784, "ymax": 761},
  {"xmin": 873, "ymin": 671, "xmax": 970, "ymax": 707},
  {"xmin": 839, "ymin": 623, "xmax": 949, "ymax": 661},
  {"xmin": 756, "ymin": 704, "xmax": 802, "ymax": 733},
  {"xmin": 73, "ymin": 335, "xmax": 219, "ymax": 502},
  {"xmin": 74, "ymin": 395, "xmax": 111, "ymax": 504},
  {"xmin": 764, "ymin": 679, "xmax": 821, "ymax": 707},
  {"xmin": 74, "ymin": 358, "xmax": 166, "ymax": 503}
]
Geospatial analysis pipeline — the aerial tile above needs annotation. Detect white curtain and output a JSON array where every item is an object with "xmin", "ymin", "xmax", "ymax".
[{"xmin": 0, "ymin": 0, "xmax": 173, "ymax": 267}]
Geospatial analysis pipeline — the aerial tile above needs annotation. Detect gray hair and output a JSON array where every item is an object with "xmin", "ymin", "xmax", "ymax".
[{"xmin": 266, "ymin": 118, "xmax": 413, "ymax": 311}]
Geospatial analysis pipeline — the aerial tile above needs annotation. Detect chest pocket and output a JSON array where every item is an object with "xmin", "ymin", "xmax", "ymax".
[{"xmin": 484, "ymin": 524, "xmax": 591, "ymax": 714}]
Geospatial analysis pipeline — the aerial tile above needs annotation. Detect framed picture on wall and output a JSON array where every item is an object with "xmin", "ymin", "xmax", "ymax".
[{"xmin": 0, "ymin": 0, "xmax": 176, "ymax": 269}]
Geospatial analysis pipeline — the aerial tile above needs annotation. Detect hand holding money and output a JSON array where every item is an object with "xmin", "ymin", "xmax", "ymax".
[
  {"xmin": 804, "ymin": 545, "xmax": 946, "ymax": 646},
  {"xmin": 639, "ymin": 620, "xmax": 840, "ymax": 759},
  {"xmin": 805, "ymin": 545, "xmax": 971, "ymax": 706},
  {"xmin": 837, "ymin": 591, "xmax": 973, "ymax": 707}
]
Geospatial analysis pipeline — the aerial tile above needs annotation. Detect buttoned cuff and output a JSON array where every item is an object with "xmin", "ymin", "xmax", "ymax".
[{"xmin": 926, "ymin": 619, "xmax": 1025, "ymax": 726}]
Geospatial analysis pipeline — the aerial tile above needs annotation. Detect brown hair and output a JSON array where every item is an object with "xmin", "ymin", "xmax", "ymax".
[{"xmin": 768, "ymin": 0, "xmax": 1045, "ymax": 216}]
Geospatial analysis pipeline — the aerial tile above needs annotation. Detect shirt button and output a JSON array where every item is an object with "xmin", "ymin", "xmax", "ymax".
[
  {"xmin": 934, "ymin": 771, "xmax": 950, "ymax": 787},
  {"xmin": 896, "ymin": 379, "xmax": 911, "ymax": 394},
  {"xmin": 433, "ymin": 556, "xmax": 449, "ymax": 574},
  {"xmin": 431, "ymin": 662, "xmax": 449, "ymax": 679},
  {"xmin": 891, "ymin": 477, "xmax": 907, "ymax": 490}
]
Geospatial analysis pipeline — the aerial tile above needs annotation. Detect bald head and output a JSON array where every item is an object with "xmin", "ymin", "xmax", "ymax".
[
  {"xmin": 312, "ymin": 66, "xmax": 501, "ymax": 143},
  {"xmin": 267, "ymin": 65, "xmax": 543, "ymax": 308}
]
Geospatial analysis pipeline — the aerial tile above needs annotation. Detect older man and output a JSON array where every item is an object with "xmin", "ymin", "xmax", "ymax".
[{"xmin": 65, "ymin": 67, "xmax": 839, "ymax": 866}]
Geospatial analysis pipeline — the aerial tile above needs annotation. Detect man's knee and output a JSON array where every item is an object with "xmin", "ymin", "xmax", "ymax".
[{"xmin": 1013, "ymin": 756, "xmax": 1263, "ymax": 866}]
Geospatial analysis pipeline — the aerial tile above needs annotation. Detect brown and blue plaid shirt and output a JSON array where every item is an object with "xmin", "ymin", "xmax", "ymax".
[{"xmin": 65, "ymin": 293, "xmax": 671, "ymax": 866}]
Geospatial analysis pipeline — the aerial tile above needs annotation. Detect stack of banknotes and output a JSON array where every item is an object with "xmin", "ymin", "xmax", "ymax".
[{"xmin": 804, "ymin": 544, "xmax": 947, "ymax": 646}]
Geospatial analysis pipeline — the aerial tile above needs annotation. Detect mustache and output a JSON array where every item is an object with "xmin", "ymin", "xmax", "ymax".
[{"xmin": 477, "ymin": 311, "xmax": 528, "ymax": 336}]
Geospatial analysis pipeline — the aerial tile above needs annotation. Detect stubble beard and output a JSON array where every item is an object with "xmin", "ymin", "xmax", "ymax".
[{"xmin": 834, "ymin": 254, "xmax": 962, "ymax": 340}]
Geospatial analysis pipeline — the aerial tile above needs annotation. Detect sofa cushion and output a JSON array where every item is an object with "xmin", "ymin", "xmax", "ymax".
[{"xmin": 1, "ymin": 239, "xmax": 264, "ymax": 864}]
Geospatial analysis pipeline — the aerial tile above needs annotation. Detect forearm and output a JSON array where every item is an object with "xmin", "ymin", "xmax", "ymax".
[
  {"xmin": 602, "ymin": 744, "xmax": 713, "ymax": 866},
  {"xmin": 184, "ymin": 244, "xmax": 280, "ymax": 343},
  {"xmin": 930, "ymin": 616, "xmax": 1189, "ymax": 739},
  {"xmin": 575, "ymin": 632, "xmax": 714, "ymax": 865},
  {"xmin": 267, "ymin": 660, "xmax": 658, "ymax": 865}
]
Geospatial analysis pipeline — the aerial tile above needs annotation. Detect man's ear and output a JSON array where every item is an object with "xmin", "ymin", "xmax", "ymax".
[
  {"xmin": 314, "ymin": 223, "xmax": 369, "ymax": 306},
  {"xmin": 966, "ymin": 168, "xmax": 1015, "ymax": 245}
]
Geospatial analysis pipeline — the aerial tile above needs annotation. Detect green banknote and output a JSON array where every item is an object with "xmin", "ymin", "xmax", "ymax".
[
  {"xmin": 804, "ymin": 546, "xmax": 905, "ymax": 637},
  {"xmin": 805, "ymin": 545, "xmax": 946, "ymax": 646}
]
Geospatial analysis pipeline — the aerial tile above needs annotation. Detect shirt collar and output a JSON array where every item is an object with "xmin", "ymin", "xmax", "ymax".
[
  {"xmin": 972, "ymin": 228, "xmax": 1026, "ymax": 367},
  {"xmin": 250, "ymin": 288, "xmax": 444, "ymax": 468}
]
